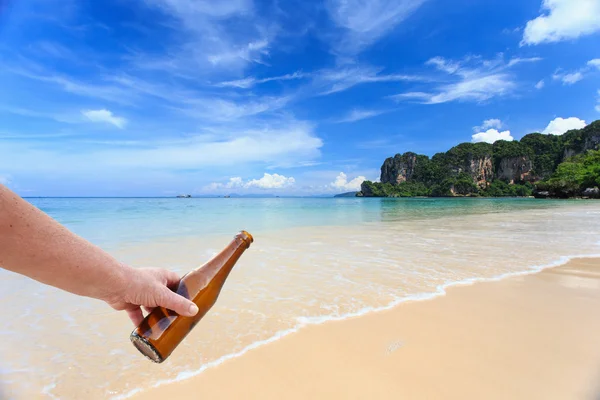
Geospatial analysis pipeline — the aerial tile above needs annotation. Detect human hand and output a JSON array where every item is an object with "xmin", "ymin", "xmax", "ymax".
[{"xmin": 105, "ymin": 266, "xmax": 199, "ymax": 326}]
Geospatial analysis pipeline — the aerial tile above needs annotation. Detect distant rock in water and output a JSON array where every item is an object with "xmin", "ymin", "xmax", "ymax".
[
  {"xmin": 334, "ymin": 191, "xmax": 358, "ymax": 198},
  {"xmin": 532, "ymin": 190, "xmax": 550, "ymax": 199},
  {"xmin": 582, "ymin": 187, "xmax": 600, "ymax": 199},
  {"xmin": 176, "ymin": 194, "xmax": 192, "ymax": 198}
]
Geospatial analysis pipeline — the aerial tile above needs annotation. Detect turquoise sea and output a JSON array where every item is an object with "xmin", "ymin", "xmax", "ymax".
[
  {"xmin": 22, "ymin": 197, "xmax": 590, "ymax": 249},
  {"xmin": 1, "ymin": 197, "xmax": 600, "ymax": 399}
]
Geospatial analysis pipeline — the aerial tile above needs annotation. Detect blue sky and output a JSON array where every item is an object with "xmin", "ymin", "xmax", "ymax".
[{"xmin": 0, "ymin": 0, "xmax": 599, "ymax": 196}]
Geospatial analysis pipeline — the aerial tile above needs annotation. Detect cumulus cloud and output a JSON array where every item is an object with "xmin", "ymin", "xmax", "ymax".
[
  {"xmin": 0, "ymin": 175, "xmax": 11, "ymax": 185},
  {"xmin": 542, "ymin": 117, "xmax": 587, "ymax": 135},
  {"xmin": 245, "ymin": 173, "xmax": 295, "ymax": 189},
  {"xmin": 473, "ymin": 119, "xmax": 503, "ymax": 132},
  {"xmin": 535, "ymin": 80, "xmax": 545, "ymax": 89},
  {"xmin": 208, "ymin": 173, "xmax": 295, "ymax": 191},
  {"xmin": 82, "ymin": 109, "xmax": 127, "ymax": 128},
  {"xmin": 521, "ymin": 0, "xmax": 600, "ymax": 46},
  {"xmin": 331, "ymin": 172, "xmax": 366, "ymax": 191},
  {"xmin": 589, "ymin": 59, "xmax": 600, "ymax": 70},
  {"xmin": 471, "ymin": 129, "xmax": 514, "ymax": 144}
]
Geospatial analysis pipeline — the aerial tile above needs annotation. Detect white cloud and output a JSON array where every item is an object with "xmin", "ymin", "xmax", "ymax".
[
  {"xmin": 181, "ymin": 95, "xmax": 291, "ymax": 122},
  {"xmin": 507, "ymin": 57, "xmax": 543, "ymax": 67},
  {"xmin": 335, "ymin": 108, "xmax": 388, "ymax": 123},
  {"xmin": 325, "ymin": 0, "xmax": 429, "ymax": 54},
  {"xmin": 226, "ymin": 177, "xmax": 244, "ymax": 188},
  {"xmin": 139, "ymin": 0, "xmax": 272, "ymax": 74},
  {"xmin": 535, "ymin": 80, "xmax": 545, "ymax": 89},
  {"xmin": 0, "ymin": 106, "xmax": 82, "ymax": 124},
  {"xmin": 393, "ymin": 74, "xmax": 515, "ymax": 104},
  {"xmin": 245, "ymin": 173, "xmax": 295, "ymax": 189},
  {"xmin": 215, "ymin": 71, "xmax": 306, "ymax": 89},
  {"xmin": 473, "ymin": 119, "xmax": 503, "ymax": 132},
  {"xmin": 330, "ymin": 172, "xmax": 366, "ymax": 191},
  {"xmin": 425, "ymin": 57, "xmax": 461, "ymax": 74},
  {"xmin": 471, "ymin": 129, "xmax": 514, "ymax": 144},
  {"xmin": 316, "ymin": 65, "xmax": 425, "ymax": 96},
  {"xmin": 0, "ymin": 121, "xmax": 323, "ymax": 174},
  {"xmin": 207, "ymin": 39, "xmax": 271, "ymax": 67},
  {"xmin": 147, "ymin": 0, "xmax": 253, "ymax": 18},
  {"xmin": 8, "ymin": 61, "xmax": 292, "ymax": 126},
  {"xmin": 522, "ymin": 0, "xmax": 600, "ymax": 46},
  {"xmin": 82, "ymin": 109, "xmax": 127, "ymax": 128},
  {"xmin": 553, "ymin": 71, "xmax": 584, "ymax": 85},
  {"xmin": 32, "ymin": 41, "xmax": 78, "ymax": 61},
  {"xmin": 542, "ymin": 117, "xmax": 587, "ymax": 135},
  {"xmin": 208, "ymin": 173, "xmax": 295, "ymax": 191},
  {"xmin": 550, "ymin": 59, "xmax": 600, "ymax": 86},
  {"xmin": 390, "ymin": 55, "xmax": 519, "ymax": 104},
  {"xmin": 8, "ymin": 67, "xmax": 135, "ymax": 105},
  {"xmin": 589, "ymin": 59, "xmax": 600, "ymax": 69}
]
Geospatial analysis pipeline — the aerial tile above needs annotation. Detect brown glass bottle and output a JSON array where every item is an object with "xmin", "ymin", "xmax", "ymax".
[{"xmin": 130, "ymin": 231, "xmax": 253, "ymax": 363}]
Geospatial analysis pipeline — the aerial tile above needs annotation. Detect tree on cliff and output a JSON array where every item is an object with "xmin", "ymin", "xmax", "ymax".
[{"xmin": 536, "ymin": 150, "xmax": 600, "ymax": 198}]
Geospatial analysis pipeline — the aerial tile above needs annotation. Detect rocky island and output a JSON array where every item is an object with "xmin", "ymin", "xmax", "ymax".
[{"xmin": 360, "ymin": 120, "xmax": 600, "ymax": 199}]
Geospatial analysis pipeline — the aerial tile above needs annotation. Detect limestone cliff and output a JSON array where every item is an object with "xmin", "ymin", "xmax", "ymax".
[
  {"xmin": 451, "ymin": 155, "xmax": 493, "ymax": 189},
  {"xmin": 562, "ymin": 120, "xmax": 600, "ymax": 159},
  {"xmin": 381, "ymin": 152, "xmax": 419, "ymax": 184},
  {"xmin": 362, "ymin": 119, "xmax": 599, "ymax": 198},
  {"xmin": 469, "ymin": 155, "xmax": 494, "ymax": 189},
  {"xmin": 495, "ymin": 156, "xmax": 534, "ymax": 184}
]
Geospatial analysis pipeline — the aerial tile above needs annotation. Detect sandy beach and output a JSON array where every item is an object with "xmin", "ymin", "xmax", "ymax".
[
  {"xmin": 136, "ymin": 257, "xmax": 600, "ymax": 400},
  {"xmin": 3, "ymin": 200, "xmax": 600, "ymax": 399}
]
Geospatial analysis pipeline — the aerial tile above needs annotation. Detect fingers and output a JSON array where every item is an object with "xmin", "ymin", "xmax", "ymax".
[
  {"xmin": 163, "ymin": 269, "xmax": 183, "ymax": 289},
  {"xmin": 127, "ymin": 308, "xmax": 145, "ymax": 326},
  {"xmin": 159, "ymin": 287, "xmax": 199, "ymax": 317}
]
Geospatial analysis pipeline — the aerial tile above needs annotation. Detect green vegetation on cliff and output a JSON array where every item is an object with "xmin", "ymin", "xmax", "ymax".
[
  {"xmin": 361, "ymin": 120, "xmax": 600, "ymax": 198},
  {"xmin": 519, "ymin": 133, "xmax": 563, "ymax": 178},
  {"xmin": 361, "ymin": 181, "xmax": 430, "ymax": 197},
  {"xmin": 536, "ymin": 150, "xmax": 600, "ymax": 198}
]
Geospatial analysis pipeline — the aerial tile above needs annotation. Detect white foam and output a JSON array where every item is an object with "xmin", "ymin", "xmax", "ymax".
[
  {"xmin": 41, "ymin": 382, "xmax": 59, "ymax": 399},
  {"xmin": 112, "ymin": 253, "xmax": 600, "ymax": 400}
]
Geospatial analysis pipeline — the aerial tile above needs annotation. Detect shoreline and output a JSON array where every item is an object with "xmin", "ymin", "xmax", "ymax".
[{"xmin": 125, "ymin": 255, "xmax": 600, "ymax": 400}]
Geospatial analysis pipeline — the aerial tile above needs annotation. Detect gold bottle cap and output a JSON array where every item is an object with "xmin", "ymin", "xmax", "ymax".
[{"xmin": 237, "ymin": 230, "xmax": 254, "ymax": 247}]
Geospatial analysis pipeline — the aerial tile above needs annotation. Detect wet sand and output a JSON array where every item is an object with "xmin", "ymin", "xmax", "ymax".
[{"xmin": 136, "ymin": 258, "xmax": 600, "ymax": 400}]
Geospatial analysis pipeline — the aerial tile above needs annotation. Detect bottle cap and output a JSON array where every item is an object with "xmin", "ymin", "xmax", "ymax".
[{"xmin": 237, "ymin": 230, "xmax": 254, "ymax": 247}]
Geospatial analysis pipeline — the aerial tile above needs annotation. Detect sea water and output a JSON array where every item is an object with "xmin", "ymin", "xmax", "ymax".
[{"xmin": 1, "ymin": 197, "xmax": 600, "ymax": 399}]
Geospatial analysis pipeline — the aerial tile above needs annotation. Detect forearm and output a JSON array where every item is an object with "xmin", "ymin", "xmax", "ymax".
[{"xmin": 0, "ymin": 184, "xmax": 130, "ymax": 301}]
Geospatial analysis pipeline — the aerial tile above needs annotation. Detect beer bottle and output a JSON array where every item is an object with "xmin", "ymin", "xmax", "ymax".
[{"xmin": 130, "ymin": 231, "xmax": 254, "ymax": 363}]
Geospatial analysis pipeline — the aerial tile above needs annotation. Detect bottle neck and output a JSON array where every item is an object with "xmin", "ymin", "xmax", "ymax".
[{"xmin": 177, "ymin": 233, "xmax": 252, "ymax": 299}]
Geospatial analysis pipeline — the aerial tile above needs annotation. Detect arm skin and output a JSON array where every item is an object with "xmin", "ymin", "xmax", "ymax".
[{"xmin": 0, "ymin": 184, "xmax": 199, "ymax": 325}]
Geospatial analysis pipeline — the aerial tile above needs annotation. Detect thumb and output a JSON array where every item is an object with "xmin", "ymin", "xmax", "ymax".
[{"xmin": 159, "ymin": 287, "xmax": 199, "ymax": 317}]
